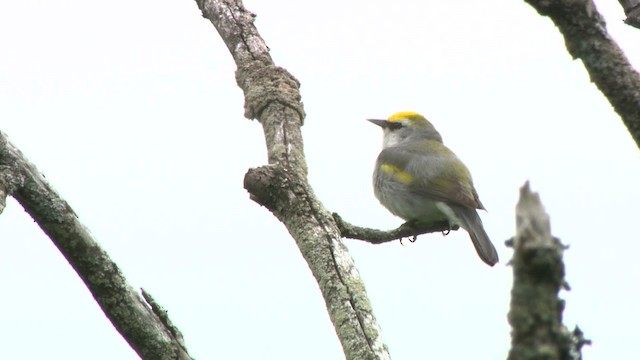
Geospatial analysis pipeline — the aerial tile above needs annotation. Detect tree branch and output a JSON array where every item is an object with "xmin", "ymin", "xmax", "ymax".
[
  {"xmin": 524, "ymin": 0, "xmax": 640, "ymax": 149},
  {"xmin": 0, "ymin": 131, "xmax": 193, "ymax": 360},
  {"xmin": 618, "ymin": 0, "xmax": 640, "ymax": 29},
  {"xmin": 333, "ymin": 212, "xmax": 457, "ymax": 244},
  {"xmin": 195, "ymin": 0, "xmax": 390, "ymax": 358},
  {"xmin": 508, "ymin": 182, "xmax": 589, "ymax": 360}
]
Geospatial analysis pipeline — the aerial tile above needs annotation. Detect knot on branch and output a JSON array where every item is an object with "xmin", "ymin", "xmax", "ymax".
[
  {"xmin": 244, "ymin": 164, "xmax": 294, "ymax": 214},
  {"xmin": 0, "ymin": 165, "xmax": 25, "ymax": 214},
  {"xmin": 236, "ymin": 62, "xmax": 305, "ymax": 122}
]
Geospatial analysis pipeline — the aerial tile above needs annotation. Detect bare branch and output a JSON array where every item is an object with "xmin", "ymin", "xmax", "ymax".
[
  {"xmin": 524, "ymin": 0, "xmax": 640, "ymax": 149},
  {"xmin": 194, "ymin": 1, "xmax": 391, "ymax": 358},
  {"xmin": 507, "ymin": 182, "xmax": 588, "ymax": 360},
  {"xmin": 618, "ymin": 0, "xmax": 640, "ymax": 28},
  {"xmin": 333, "ymin": 212, "xmax": 457, "ymax": 244},
  {"xmin": 243, "ymin": 165, "xmax": 390, "ymax": 359},
  {"xmin": 0, "ymin": 131, "xmax": 193, "ymax": 360}
]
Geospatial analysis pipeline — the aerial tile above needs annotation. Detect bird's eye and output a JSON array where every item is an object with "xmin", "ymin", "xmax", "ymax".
[{"xmin": 388, "ymin": 122, "xmax": 403, "ymax": 130}]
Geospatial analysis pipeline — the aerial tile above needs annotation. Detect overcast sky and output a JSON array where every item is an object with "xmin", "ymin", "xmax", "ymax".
[{"xmin": 2, "ymin": 1, "xmax": 640, "ymax": 359}]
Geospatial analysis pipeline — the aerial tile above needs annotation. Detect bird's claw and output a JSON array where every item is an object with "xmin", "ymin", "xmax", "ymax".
[{"xmin": 399, "ymin": 235, "xmax": 418, "ymax": 245}]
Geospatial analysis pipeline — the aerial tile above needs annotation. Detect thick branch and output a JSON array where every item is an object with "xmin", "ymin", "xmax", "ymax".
[
  {"xmin": 508, "ymin": 182, "xmax": 588, "ymax": 360},
  {"xmin": 0, "ymin": 131, "xmax": 192, "ymax": 360},
  {"xmin": 524, "ymin": 0, "xmax": 640, "ymax": 149},
  {"xmin": 195, "ymin": 1, "xmax": 390, "ymax": 358},
  {"xmin": 244, "ymin": 164, "xmax": 390, "ymax": 360},
  {"xmin": 333, "ymin": 212, "xmax": 457, "ymax": 244}
]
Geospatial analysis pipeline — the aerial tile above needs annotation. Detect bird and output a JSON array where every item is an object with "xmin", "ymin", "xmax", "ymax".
[{"xmin": 368, "ymin": 111, "xmax": 498, "ymax": 266}]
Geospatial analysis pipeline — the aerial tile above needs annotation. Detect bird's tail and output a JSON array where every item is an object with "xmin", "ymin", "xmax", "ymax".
[{"xmin": 450, "ymin": 205, "xmax": 499, "ymax": 266}]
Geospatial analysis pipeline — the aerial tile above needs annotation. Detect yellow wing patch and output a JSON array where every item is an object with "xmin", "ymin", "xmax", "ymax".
[
  {"xmin": 388, "ymin": 111, "xmax": 425, "ymax": 122},
  {"xmin": 380, "ymin": 163, "xmax": 414, "ymax": 184}
]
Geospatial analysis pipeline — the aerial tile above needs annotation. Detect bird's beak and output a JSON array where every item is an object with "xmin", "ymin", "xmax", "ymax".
[{"xmin": 367, "ymin": 119, "xmax": 389, "ymax": 128}]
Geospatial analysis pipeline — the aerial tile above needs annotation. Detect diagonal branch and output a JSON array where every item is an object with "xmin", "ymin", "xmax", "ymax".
[
  {"xmin": 0, "ymin": 131, "xmax": 192, "ymax": 360},
  {"xmin": 195, "ymin": 0, "xmax": 390, "ymax": 358},
  {"xmin": 523, "ymin": 0, "xmax": 640, "ymax": 149}
]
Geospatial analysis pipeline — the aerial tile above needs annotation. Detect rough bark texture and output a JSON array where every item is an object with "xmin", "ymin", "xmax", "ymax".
[
  {"xmin": 508, "ymin": 182, "xmax": 587, "ymax": 360},
  {"xmin": 524, "ymin": 0, "xmax": 640, "ymax": 149},
  {"xmin": 0, "ymin": 163, "xmax": 18, "ymax": 215},
  {"xmin": 0, "ymin": 131, "xmax": 192, "ymax": 360},
  {"xmin": 619, "ymin": 0, "xmax": 640, "ymax": 28},
  {"xmin": 194, "ymin": 1, "xmax": 390, "ymax": 359}
]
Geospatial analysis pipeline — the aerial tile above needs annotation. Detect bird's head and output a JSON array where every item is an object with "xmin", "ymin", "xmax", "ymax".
[{"xmin": 368, "ymin": 111, "xmax": 442, "ymax": 148}]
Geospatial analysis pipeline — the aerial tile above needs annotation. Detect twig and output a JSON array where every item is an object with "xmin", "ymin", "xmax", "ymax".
[{"xmin": 333, "ymin": 212, "xmax": 457, "ymax": 244}]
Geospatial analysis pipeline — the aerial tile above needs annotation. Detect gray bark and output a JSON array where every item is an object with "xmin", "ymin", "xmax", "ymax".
[
  {"xmin": 193, "ymin": 0, "xmax": 390, "ymax": 359},
  {"xmin": 0, "ymin": 131, "xmax": 192, "ymax": 360},
  {"xmin": 618, "ymin": 0, "xmax": 640, "ymax": 28},
  {"xmin": 524, "ymin": 0, "xmax": 640, "ymax": 149},
  {"xmin": 334, "ymin": 212, "xmax": 456, "ymax": 244},
  {"xmin": 508, "ymin": 182, "xmax": 589, "ymax": 360}
]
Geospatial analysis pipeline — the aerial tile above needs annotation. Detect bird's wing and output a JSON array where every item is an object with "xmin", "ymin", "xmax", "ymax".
[{"xmin": 377, "ymin": 141, "xmax": 484, "ymax": 210}]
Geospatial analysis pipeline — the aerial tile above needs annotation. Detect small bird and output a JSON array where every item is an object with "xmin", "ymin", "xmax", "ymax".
[{"xmin": 369, "ymin": 111, "xmax": 498, "ymax": 266}]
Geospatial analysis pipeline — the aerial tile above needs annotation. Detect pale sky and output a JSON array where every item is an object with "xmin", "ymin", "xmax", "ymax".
[{"xmin": 2, "ymin": 1, "xmax": 640, "ymax": 359}]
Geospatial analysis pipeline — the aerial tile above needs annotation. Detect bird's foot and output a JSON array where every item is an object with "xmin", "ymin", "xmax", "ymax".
[{"xmin": 399, "ymin": 234, "xmax": 418, "ymax": 245}]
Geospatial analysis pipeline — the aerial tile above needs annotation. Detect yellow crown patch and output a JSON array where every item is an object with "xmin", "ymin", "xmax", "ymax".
[{"xmin": 387, "ymin": 111, "xmax": 425, "ymax": 122}]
